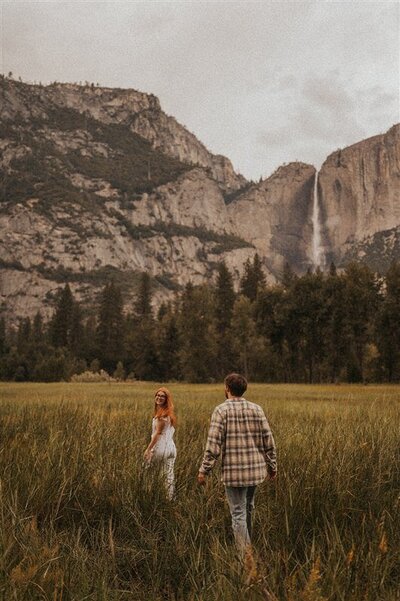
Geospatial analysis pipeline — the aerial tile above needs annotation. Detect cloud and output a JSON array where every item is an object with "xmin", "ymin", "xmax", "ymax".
[
  {"xmin": 256, "ymin": 64, "xmax": 399, "ymax": 176},
  {"xmin": 302, "ymin": 77, "xmax": 356, "ymax": 115}
]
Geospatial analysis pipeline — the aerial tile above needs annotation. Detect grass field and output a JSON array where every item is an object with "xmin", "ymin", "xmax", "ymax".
[{"xmin": 0, "ymin": 382, "xmax": 399, "ymax": 601}]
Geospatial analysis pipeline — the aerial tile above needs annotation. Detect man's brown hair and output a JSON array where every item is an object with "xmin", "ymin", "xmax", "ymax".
[{"xmin": 224, "ymin": 373, "xmax": 248, "ymax": 397}]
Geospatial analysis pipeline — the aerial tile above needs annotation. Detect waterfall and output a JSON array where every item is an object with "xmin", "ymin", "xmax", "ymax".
[{"xmin": 312, "ymin": 170, "xmax": 323, "ymax": 268}]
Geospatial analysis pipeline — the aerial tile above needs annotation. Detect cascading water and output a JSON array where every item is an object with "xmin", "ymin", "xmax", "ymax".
[{"xmin": 312, "ymin": 170, "xmax": 323, "ymax": 268}]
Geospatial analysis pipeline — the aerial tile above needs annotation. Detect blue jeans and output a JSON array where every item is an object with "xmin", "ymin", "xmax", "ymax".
[{"xmin": 225, "ymin": 485, "xmax": 256, "ymax": 555}]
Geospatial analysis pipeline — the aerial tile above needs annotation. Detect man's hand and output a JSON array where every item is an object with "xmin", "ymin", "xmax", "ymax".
[{"xmin": 197, "ymin": 472, "xmax": 206, "ymax": 486}]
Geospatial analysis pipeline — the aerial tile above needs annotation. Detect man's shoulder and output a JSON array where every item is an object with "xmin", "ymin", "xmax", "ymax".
[
  {"xmin": 216, "ymin": 399, "xmax": 265, "ymax": 414},
  {"xmin": 242, "ymin": 399, "xmax": 265, "ymax": 414},
  {"xmin": 213, "ymin": 400, "xmax": 230, "ymax": 414}
]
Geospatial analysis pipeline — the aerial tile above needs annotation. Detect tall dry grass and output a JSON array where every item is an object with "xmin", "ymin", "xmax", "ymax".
[{"xmin": 0, "ymin": 382, "xmax": 398, "ymax": 600}]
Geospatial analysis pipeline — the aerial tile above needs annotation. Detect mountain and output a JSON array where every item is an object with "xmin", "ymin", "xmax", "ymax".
[
  {"xmin": 318, "ymin": 124, "xmax": 400, "ymax": 271},
  {"xmin": 0, "ymin": 76, "xmax": 399, "ymax": 321}
]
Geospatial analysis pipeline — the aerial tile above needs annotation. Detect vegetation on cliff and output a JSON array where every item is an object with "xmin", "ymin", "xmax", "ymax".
[
  {"xmin": 0, "ymin": 108, "xmax": 190, "ymax": 212},
  {"xmin": 340, "ymin": 226, "xmax": 400, "ymax": 273}
]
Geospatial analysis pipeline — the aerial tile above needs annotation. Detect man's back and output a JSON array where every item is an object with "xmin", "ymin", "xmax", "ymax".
[{"xmin": 200, "ymin": 397, "xmax": 276, "ymax": 487}]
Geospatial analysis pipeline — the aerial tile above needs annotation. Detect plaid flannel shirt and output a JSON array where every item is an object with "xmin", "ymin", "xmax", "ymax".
[{"xmin": 199, "ymin": 398, "xmax": 277, "ymax": 487}]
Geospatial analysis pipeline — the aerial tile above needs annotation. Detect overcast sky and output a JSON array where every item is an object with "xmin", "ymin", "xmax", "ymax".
[{"xmin": 1, "ymin": 1, "xmax": 399, "ymax": 180}]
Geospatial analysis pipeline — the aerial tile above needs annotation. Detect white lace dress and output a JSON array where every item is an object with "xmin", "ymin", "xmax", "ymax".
[
  {"xmin": 152, "ymin": 416, "xmax": 176, "ymax": 459},
  {"xmin": 151, "ymin": 416, "xmax": 176, "ymax": 499}
]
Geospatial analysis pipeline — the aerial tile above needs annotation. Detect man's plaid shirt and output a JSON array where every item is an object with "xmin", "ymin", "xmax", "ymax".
[{"xmin": 199, "ymin": 398, "xmax": 277, "ymax": 487}]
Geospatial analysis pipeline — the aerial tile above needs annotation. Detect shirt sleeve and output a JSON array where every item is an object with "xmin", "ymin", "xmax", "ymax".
[
  {"xmin": 199, "ymin": 408, "xmax": 225, "ymax": 475},
  {"xmin": 261, "ymin": 414, "xmax": 277, "ymax": 475}
]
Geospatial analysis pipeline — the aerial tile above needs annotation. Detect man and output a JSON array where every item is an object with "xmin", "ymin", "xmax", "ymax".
[{"xmin": 198, "ymin": 373, "xmax": 277, "ymax": 556}]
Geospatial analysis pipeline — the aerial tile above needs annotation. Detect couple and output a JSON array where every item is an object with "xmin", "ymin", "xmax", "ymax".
[{"xmin": 143, "ymin": 372, "xmax": 277, "ymax": 556}]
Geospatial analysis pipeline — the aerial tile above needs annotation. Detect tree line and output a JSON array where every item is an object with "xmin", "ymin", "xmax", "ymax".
[{"xmin": 1, "ymin": 256, "xmax": 400, "ymax": 383}]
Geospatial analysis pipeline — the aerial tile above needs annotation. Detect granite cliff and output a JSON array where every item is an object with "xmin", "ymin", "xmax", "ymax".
[
  {"xmin": 317, "ymin": 124, "xmax": 400, "ymax": 269},
  {"xmin": 228, "ymin": 162, "xmax": 315, "ymax": 276},
  {"xmin": 0, "ymin": 79, "xmax": 244, "ymax": 192},
  {"xmin": 0, "ymin": 78, "xmax": 255, "ymax": 321},
  {"xmin": 0, "ymin": 77, "xmax": 399, "ymax": 321}
]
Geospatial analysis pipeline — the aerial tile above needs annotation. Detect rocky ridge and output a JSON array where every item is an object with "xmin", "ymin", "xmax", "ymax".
[
  {"xmin": 0, "ymin": 77, "xmax": 399, "ymax": 322},
  {"xmin": 318, "ymin": 124, "xmax": 400, "ymax": 267},
  {"xmin": 0, "ymin": 80, "xmax": 244, "ymax": 192},
  {"xmin": 0, "ymin": 78, "xmax": 257, "ymax": 320}
]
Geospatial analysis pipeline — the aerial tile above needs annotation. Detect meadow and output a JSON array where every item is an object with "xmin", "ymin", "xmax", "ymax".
[{"xmin": 0, "ymin": 382, "xmax": 399, "ymax": 601}]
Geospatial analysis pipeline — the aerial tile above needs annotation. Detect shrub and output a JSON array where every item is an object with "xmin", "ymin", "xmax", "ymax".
[
  {"xmin": 70, "ymin": 369, "xmax": 115, "ymax": 382},
  {"xmin": 113, "ymin": 361, "xmax": 125, "ymax": 381}
]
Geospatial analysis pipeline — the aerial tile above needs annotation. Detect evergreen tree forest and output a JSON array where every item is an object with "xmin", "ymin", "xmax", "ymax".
[{"xmin": 1, "ymin": 258, "xmax": 400, "ymax": 383}]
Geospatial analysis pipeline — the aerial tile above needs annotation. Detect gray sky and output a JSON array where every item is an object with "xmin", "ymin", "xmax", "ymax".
[{"xmin": 1, "ymin": 0, "xmax": 399, "ymax": 180}]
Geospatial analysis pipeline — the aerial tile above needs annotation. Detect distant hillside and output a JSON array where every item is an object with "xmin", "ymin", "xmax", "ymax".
[
  {"xmin": 0, "ymin": 76, "xmax": 399, "ymax": 322},
  {"xmin": 0, "ymin": 105, "xmax": 190, "ymax": 209},
  {"xmin": 0, "ymin": 77, "xmax": 255, "ymax": 321}
]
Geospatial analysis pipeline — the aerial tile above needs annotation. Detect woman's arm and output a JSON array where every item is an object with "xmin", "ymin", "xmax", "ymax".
[{"xmin": 144, "ymin": 418, "xmax": 166, "ymax": 461}]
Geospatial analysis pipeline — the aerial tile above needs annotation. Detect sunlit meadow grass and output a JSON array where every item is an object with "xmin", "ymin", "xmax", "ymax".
[{"xmin": 0, "ymin": 382, "xmax": 399, "ymax": 600}]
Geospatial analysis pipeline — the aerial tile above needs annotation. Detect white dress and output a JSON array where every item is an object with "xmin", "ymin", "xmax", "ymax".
[
  {"xmin": 152, "ymin": 416, "xmax": 176, "ymax": 459},
  {"xmin": 151, "ymin": 416, "xmax": 176, "ymax": 499}
]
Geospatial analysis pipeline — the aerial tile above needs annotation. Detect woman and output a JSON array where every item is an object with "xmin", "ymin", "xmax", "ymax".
[{"xmin": 144, "ymin": 387, "xmax": 177, "ymax": 500}]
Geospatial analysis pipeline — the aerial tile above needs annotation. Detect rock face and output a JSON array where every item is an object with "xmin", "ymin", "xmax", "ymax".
[
  {"xmin": 0, "ymin": 80, "xmax": 244, "ymax": 192},
  {"xmin": 0, "ymin": 80, "xmax": 160, "ymax": 122},
  {"xmin": 228, "ymin": 162, "xmax": 315, "ymax": 276},
  {"xmin": 130, "ymin": 169, "xmax": 234, "ymax": 234},
  {"xmin": 130, "ymin": 109, "xmax": 246, "ymax": 192},
  {"xmin": 318, "ymin": 124, "xmax": 400, "ymax": 267},
  {"xmin": 0, "ymin": 166, "xmax": 256, "ymax": 322},
  {"xmin": 0, "ymin": 77, "xmax": 399, "ymax": 322}
]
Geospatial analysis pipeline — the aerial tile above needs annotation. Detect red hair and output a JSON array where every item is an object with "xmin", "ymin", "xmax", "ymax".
[{"xmin": 153, "ymin": 387, "xmax": 176, "ymax": 427}]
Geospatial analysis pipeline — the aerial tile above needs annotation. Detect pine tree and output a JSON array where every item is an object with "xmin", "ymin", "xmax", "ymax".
[
  {"xmin": 157, "ymin": 304, "xmax": 181, "ymax": 381},
  {"xmin": 157, "ymin": 302, "xmax": 168, "ymax": 321},
  {"xmin": 376, "ymin": 261, "xmax": 400, "ymax": 381},
  {"xmin": 343, "ymin": 262, "xmax": 381, "ymax": 382},
  {"xmin": 285, "ymin": 271, "xmax": 327, "ymax": 383},
  {"xmin": 83, "ymin": 315, "xmax": 98, "ymax": 363},
  {"xmin": 32, "ymin": 312, "xmax": 44, "ymax": 345},
  {"xmin": 96, "ymin": 282, "xmax": 125, "ymax": 371},
  {"xmin": 323, "ymin": 267, "xmax": 348, "ymax": 382},
  {"xmin": 253, "ymin": 253, "xmax": 266, "ymax": 289},
  {"xmin": 215, "ymin": 262, "xmax": 235, "ymax": 334},
  {"xmin": 177, "ymin": 284, "xmax": 217, "ymax": 382},
  {"xmin": 0, "ymin": 316, "xmax": 8, "ymax": 380},
  {"xmin": 231, "ymin": 296, "xmax": 269, "ymax": 381},
  {"xmin": 134, "ymin": 272, "xmax": 152, "ymax": 317},
  {"xmin": 12, "ymin": 317, "xmax": 33, "ymax": 381},
  {"xmin": 0, "ymin": 316, "xmax": 6, "ymax": 356},
  {"xmin": 51, "ymin": 284, "xmax": 74, "ymax": 348},
  {"xmin": 17, "ymin": 317, "xmax": 32, "ymax": 355},
  {"xmin": 214, "ymin": 262, "xmax": 236, "ymax": 377},
  {"xmin": 240, "ymin": 253, "xmax": 266, "ymax": 301},
  {"xmin": 126, "ymin": 273, "xmax": 159, "ymax": 380},
  {"xmin": 282, "ymin": 262, "xmax": 297, "ymax": 290},
  {"xmin": 69, "ymin": 303, "xmax": 84, "ymax": 357},
  {"xmin": 255, "ymin": 285, "xmax": 288, "ymax": 381}
]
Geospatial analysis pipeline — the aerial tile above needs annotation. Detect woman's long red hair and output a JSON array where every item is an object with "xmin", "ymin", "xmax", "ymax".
[{"xmin": 153, "ymin": 387, "xmax": 176, "ymax": 427}]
